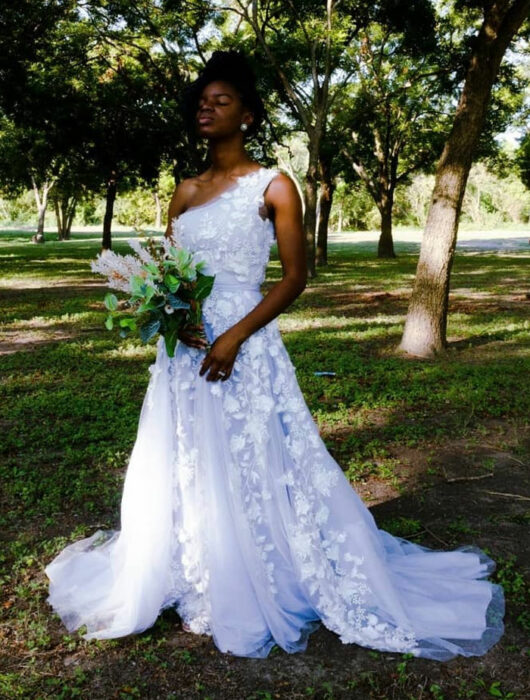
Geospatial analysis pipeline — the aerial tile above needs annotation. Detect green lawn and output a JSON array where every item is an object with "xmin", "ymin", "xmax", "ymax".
[{"xmin": 1, "ymin": 229, "xmax": 528, "ymax": 699}]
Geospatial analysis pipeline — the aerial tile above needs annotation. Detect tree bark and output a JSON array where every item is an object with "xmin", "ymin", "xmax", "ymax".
[
  {"xmin": 377, "ymin": 192, "xmax": 396, "ymax": 258},
  {"xmin": 399, "ymin": 0, "xmax": 530, "ymax": 357},
  {"xmin": 31, "ymin": 175, "xmax": 54, "ymax": 243},
  {"xmin": 304, "ymin": 148, "xmax": 319, "ymax": 278},
  {"xmin": 102, "ymin": 170, "xmax": 117, "ymax": 251},
  {"xmin": 55, "ymin": 196, "xmax": 77, "ymax": 240},
  {"xmin": 316, "ymin": 157, "xmax": 335, "ymax": 266}
]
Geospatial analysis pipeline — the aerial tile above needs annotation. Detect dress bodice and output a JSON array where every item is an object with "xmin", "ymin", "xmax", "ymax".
[{"xmin": 171, "ymin": 167, "xmax": 280, "ymax": 288}]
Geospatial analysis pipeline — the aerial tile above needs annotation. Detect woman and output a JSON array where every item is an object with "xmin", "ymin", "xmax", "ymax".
[{"xmin": 45, "ymin": 50, "xmax": 504, "ymax": 660}]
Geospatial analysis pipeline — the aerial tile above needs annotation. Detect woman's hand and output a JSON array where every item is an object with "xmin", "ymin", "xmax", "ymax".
[
  {"xmin": 199, "ymin": 327, "xmax": 243, "ymax": 381},
  {"xmin": 177, "ymin": 322, "xmax": 208, "ymax": 350}
]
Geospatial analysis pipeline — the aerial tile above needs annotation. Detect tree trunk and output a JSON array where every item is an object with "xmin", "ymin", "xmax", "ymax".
[
  {"xmin": 36, "ymin": 205, "xmax": 46, "ymax": 240},
  {"xmin": 377, "ymin": 193, "xmax": 396, "ymax": 258},
  {"xmin": 102, "ymin": 170, "xmax": 118, "ymax": 251},
  {"xmin": 66, "ymin": 199, "xmax": 76, "ymax": 238},
  {"xmin": 55, "ymin": 196, "xmax": 77, "ymax": 240},
  {"xmin": 316, "ymin": 157, "xmax": 334, "ymax": 267},
  {"xmin": 303, "ymin": 149, "xmax": 319, "ymax": 278},
  {"xmin": 31, "ymin": 175, "xmax": 54, "ymax": 244},
  {"xmin": 399, "ymin": 0, "xmax": 530, "ymax": 357}
]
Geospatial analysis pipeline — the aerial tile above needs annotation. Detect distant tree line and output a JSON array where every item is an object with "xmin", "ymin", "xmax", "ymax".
[{"xmin": 1, "ymin": 157, "xmax": 528, "ymax": 232}]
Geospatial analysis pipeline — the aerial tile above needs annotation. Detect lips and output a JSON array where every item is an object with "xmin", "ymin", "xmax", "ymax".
[{"xmin": 198, "ymin": 116, "xmax": 213, "ymax": 124}]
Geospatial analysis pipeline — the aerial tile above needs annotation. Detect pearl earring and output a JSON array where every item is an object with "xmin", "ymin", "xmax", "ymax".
[{"xmin": 240, "ymin": 123, "xmax": 248, "ymax": 132}]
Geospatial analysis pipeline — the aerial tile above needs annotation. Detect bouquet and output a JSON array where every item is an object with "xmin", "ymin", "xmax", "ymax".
[{"xmin": 90, "ymin": 235, "xmax": 215, "ymax": 358}]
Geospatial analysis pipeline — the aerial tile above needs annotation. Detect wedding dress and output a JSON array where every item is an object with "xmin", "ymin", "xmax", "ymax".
[{"xmin": 45, "ymin": 166, "xmax": 504, "ymax": 660}]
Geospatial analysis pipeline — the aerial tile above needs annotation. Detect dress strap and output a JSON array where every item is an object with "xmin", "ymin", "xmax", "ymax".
[{"xmin": 257, "ymin": 169, "xmax": 282, "ymax": 229}]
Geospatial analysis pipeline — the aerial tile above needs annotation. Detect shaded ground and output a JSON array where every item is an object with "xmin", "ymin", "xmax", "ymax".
[{"xmin": 0, "ymin": 232, "xmax": 529, "ymax": 699}]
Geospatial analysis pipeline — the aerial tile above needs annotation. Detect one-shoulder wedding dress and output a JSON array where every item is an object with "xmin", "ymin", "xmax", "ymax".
[{"xmin": 45, "ymin": 167, "xmax": 504, "ymax": 660}]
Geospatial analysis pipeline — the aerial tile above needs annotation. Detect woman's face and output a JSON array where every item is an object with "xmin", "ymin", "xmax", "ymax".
[{"xmin": 196, "ymin": 80, "xmax": 252, "ymax": 139}]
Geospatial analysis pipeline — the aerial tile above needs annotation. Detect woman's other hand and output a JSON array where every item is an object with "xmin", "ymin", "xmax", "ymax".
[
  {"xmin": 199, "ymin": 327, "xmax": 243, "ymax": 381},
  {"xmin": 177, "ymin": 322, "xmax": 208, "ymax": 350}
]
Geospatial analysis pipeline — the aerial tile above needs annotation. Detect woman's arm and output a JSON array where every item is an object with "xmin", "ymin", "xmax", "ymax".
[{"xmin": 199, "ymin": 172, "xmax": 307, "ymax": 381}]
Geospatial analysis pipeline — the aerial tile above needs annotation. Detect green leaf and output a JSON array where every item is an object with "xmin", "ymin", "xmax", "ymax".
[
  {"xmin": 139, "ymin": 318, "xmax": 161, "ymax": 343},
  {"xmin": 143, "ymin": 262, "xmax": 159, "ymax": 276},
  {"xmin": 163, "ymin": 327, "xmax": 179, "ymax": 358},
  {"xmin": 105, "ymin": 315, "xmax": 114, "ymax": 330},
  {"xmin": 144, "ymin": 285, "xmax": 157, "ymax": 302},
  {"xmin": 164, "ymin": 274, "xmax": 180, "ymax": 293},
  {"xmin": 130, "ymin": 275, "xmax": 149, "ymax": 297},
  {"xmin": 104, "ymin": 293, "xmax": 118, "ymax": 311},
  {"xmin": 119, "ymin": 317, "xmax": 137, "ymax": 330},
  {"xmin": 136, "ymin": 301, "xmax": 158, "ymax": 314},
  {"xmin": 166, "ymin": 293, "xmax": 190, "ymax": 310},
  {"xmin": 194, "ymin": 274, "xmax": 215, "ymax": 301},
  {"xmin": 180, "ymin": 265, "xmax": 196, "ymax": 282}
]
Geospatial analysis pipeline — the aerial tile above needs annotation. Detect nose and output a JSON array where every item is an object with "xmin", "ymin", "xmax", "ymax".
[{"xmin": 198, "ymin": 98, "xmax": 214, "ymax": 114}]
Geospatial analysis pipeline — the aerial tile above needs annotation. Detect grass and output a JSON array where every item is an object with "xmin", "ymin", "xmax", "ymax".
[{"xmin": 0, "ymin": 228, "xmax": 529, "ymax": 699}]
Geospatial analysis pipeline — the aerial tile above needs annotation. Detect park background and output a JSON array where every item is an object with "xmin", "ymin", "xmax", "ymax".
[{"xmin": 1, "ymin": 1, "xmax": 529, "ymax": 699}]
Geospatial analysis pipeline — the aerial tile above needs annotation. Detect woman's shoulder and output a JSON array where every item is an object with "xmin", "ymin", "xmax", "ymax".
[{"xmin": 263, "ymin": 168, "xmax": 298, "ymax": 196}]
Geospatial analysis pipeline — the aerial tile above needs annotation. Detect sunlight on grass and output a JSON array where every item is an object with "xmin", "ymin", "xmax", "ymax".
[{"xmin": 104, "ymin": 343, "xmax": 157, "ymax": 360}]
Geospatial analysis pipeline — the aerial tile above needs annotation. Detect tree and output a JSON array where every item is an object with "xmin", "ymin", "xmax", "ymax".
[
  {"xmin": 0, "ymin": 0, "xmax": 79, "ymax": 241},
  {"xmin": 399, "ymin": 0, "xmax": 530, "ymax": 357},
  {"xmin": 0, "ymin": 1, "xmax": 200, "ymax": 248},
  {"xmin": 334, "ymin": 6, "xmax": 453, "ymax": 258}
]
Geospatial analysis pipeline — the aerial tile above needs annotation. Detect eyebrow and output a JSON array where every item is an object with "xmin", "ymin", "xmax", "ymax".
[{"xmin": 200, "ymin": 92, "xmax": 233, "ymax": 98}]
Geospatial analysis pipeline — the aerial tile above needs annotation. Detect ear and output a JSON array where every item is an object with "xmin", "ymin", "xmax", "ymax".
[{"xmin": 242, "ymin": 108, "xmax": 254, "ymax": 130}]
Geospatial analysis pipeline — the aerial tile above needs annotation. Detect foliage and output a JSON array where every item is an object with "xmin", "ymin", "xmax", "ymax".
[{"xmin": 516, "ymin": 130, "xmax": 530, "ymax": 189}]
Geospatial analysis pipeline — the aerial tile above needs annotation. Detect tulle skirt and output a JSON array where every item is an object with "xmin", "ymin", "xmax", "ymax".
[{"xmin": 45, "ymin": 311, "xmax": 504, "ymax": 660}]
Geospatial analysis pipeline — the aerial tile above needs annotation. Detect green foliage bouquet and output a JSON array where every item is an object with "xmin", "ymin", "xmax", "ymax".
[{"xmin": 90, "ymin": 235, "xmax": 215, "ymax": 357}]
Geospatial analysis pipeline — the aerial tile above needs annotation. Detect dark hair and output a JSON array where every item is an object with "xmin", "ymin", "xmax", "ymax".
[{"xmin": 182, "ymin": 50, "xmax": 266, "ymax": 143}]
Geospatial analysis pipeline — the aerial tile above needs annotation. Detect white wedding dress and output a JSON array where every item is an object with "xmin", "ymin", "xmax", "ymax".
[{"xmin": 45, "ymin": 167, "xmax": 504, "ymax": 660}]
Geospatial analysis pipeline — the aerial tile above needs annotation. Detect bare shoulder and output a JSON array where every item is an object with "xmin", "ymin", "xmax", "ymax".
[
  {"xmin": 264, "ymin": 170, "xmax": 302, "ymax": 213},
  {"xmin": 167, "ymin": 176, "xmax": 202, "ymax": 220},
  {"xmin": 173, "ymin": 175, "xmax": 202, "ymax": 202}
]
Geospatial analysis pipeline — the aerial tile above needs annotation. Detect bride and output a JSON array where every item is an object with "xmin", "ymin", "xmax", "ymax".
[{"xmin": 45, "ymin": 50, "xmax": 504, "ymax": 660}]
